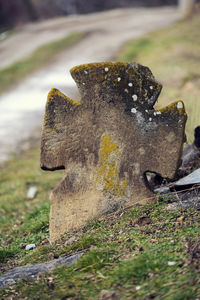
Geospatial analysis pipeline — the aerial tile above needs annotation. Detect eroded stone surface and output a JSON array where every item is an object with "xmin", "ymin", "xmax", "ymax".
[
  {"xmin": 40, "ymin": 62, "xmax": 187, "ymax": 242},
  {"xmin": 0, "ymin": 253, "xmax": 82, "ymax": 288}
]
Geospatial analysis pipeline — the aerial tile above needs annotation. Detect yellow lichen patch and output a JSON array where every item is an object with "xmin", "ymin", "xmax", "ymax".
[
  {"xmin": 99, "ymin": 134, "xmax": 118, "ymax": 157},
  {"xmin": 70, "ymin": 62, "xmax": 143, "ymax": 89},
  {"xmin": 160, "ymin": 100, "xmax": 186, "ymax": 115},
  {"xmin": 94, "ymin": 134, "xmax": 127, "ymax": 196},
  {"xmin": 70, "ymin": 62, "xmax": 128, "ymax": 75},
  {"xmin": 48, "ymin": 88, "xmax": 81, "ymax": 106}
]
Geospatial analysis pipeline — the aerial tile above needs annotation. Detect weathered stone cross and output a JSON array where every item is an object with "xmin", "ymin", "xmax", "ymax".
[{"xmin": 40, "ymin": 62, "xmax": 187, "ymax": 242}]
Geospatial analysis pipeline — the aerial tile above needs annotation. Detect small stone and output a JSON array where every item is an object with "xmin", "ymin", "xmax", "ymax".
[
  {"xmin": 4, "ymin": 278, "xmax": 16, "ymax": 286},
  {"xmin": 105, "ymin": 67, "xmax": 109, "ymax": 72},
  {"xmin": 117, "ymin": 77, "xmax": 121, "ymax": 82},
  {"xmin": 128, "ymin": 82, "xmax": 133, "ymax": 87},
  {"xmin": 84, "ymin": 70, "xmax": 88, "ymax": 75},
  {"xmin": 168, "ymin": 261, "xmax": 175, "ymax": 266},
  {"xmin": 150, "ymin": 86, "xmax": 153, "ymax": 89},
  {"xmin": 136, "ymin": 285, "xmax": 141, "ymax": 290},
  {"xmin": 25, "ymin": 244, "xmax": 36, "ymax": 250},
  {"xmin": 27, "ymin": 186, "xmax": 37, "ymax": 199},
  {"xmin": 149, "ymin": 117, "xmax": 152, "ymax": 121},
  {"xmin": 0, "ymin": 253, "xmax": 83, "ymax": 288}
]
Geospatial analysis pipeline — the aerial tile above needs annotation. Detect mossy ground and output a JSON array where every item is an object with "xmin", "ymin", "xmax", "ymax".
[{"xmin": 0, "ymin": 14, "xmax": 200, "ymax": 300}]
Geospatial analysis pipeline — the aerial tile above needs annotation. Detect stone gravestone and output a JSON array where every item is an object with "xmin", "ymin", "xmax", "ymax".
[{"xmin": 40, "ymin": 62, "xmax": 187, "ymax": 242}]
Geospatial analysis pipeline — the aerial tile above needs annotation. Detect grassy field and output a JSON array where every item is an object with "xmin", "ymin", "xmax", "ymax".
[
  {"xmin": 0, "ymin": 147, "xmax": 199, "ymax": 299},
  {"xmin": 0, "ymin": 31, "xmax": 84, "ymax": 95},
  {"xmin": 118, "ymin": 15, "xmax": 200, "ymax": 143},
  {"xmin": 0, "ymin": 15, "xmax": 200, "ymax": 300}
]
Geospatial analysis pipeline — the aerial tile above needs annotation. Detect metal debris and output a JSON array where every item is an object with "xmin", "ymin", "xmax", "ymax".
[{"xmin": 174, "ymin": 168, "xmax": 200, "ymax": 187}]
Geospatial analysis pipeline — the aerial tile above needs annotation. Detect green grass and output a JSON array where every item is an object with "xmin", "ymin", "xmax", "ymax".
[
  {"xmin": 0, "ymin": 31, "xmax": 84, "ymax": 95},
  {"xmin": 0, "ymin": 146, "xmax": 199, "ymax": 298},
  {"xmin": 117, "ymin": 15, "xmax": 200, "ymax": 143},
  {"xmin": 0, "ymin": 15, "xmax": 200, "ymax": 300}
]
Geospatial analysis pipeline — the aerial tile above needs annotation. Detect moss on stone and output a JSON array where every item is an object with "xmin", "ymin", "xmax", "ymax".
[
  {"xmin": 70, "ymin": 62, "xmax": 126, "ymax": 74},
  {"xmin": 94, "ymin": 134, "xmax": 127, "ymax": 196},
  {"xmin": 48, "ymin": 88, "xmax": 81, "ymax": 106},
  {"xmin": 160, "ymin": 100, "xmax": 186, "ymax": 116},
  {"xmin": 43, "ymin": 88, "xmax": 81, "ymax": 132}
]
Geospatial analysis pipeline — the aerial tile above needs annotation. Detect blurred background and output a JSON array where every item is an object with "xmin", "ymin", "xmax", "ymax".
[{"xmin": 0, "ymin": 0, "xmax": 178, "ymax": 29}]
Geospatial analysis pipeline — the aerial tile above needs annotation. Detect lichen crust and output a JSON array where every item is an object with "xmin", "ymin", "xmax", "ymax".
[
  {"xmin": 94, "ymin": 134, "xmax": 127, "ymax": 196},
  {"xmin": 160, "ymin": 100, "xmax": 187, "ymax": 116},
  {"xmin": 48, "ymin": 88, "xmax": 81, "ymax": 106}
]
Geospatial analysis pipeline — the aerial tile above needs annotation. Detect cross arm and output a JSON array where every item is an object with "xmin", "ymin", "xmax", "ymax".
[{"xmin": 40, "ymin": 88, "xmax": 82, "ymax": 171}]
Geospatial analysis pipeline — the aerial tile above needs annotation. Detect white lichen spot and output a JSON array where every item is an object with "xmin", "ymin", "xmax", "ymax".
[
  {"xmin": 150, "ymin": 86, "xmax": 153, "ymax": 90},
  {"xmin": 128, "ymin": 82, "xmax": 133, "ymax": 87},
  {"xmin": 149, "ymin": 117, "xmax": 152, "ymax": 121},
  {"xmin": 145, "ymin": 109, "xmax": 148, "ymax": 113},
  {"xmin": 104, "ymin": 67, "xmax": 109, "ymax": 72},
  {"xmin": 136, "ymin": 111, "xmax": 157, "ymax": 131},
  {"xmin": 132, "ymin": 94, "xmax": 138, "ymax": 101},
  {"xmin": 177, "ymin": 101, "xmax": 183, "ymax": 109},
  {"xmin": 117, "ymin": 77, "xmax": 121, "ymax": 82},
  {"xmin": 84, "ymin": 70, "xmax": 88, "ymax": 75},
  {"xmin": 131, "ymin": 108, "xmax": 137, "ymax": 114},
  {"xmin": 83, "ymin": 82, "xmax": 85, "ymax": 85}
]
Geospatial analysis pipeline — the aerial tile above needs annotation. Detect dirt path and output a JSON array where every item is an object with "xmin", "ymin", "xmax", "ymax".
[{"xmin": 0, "ymin": 7, "xmax": 179, "ymax": 162}]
